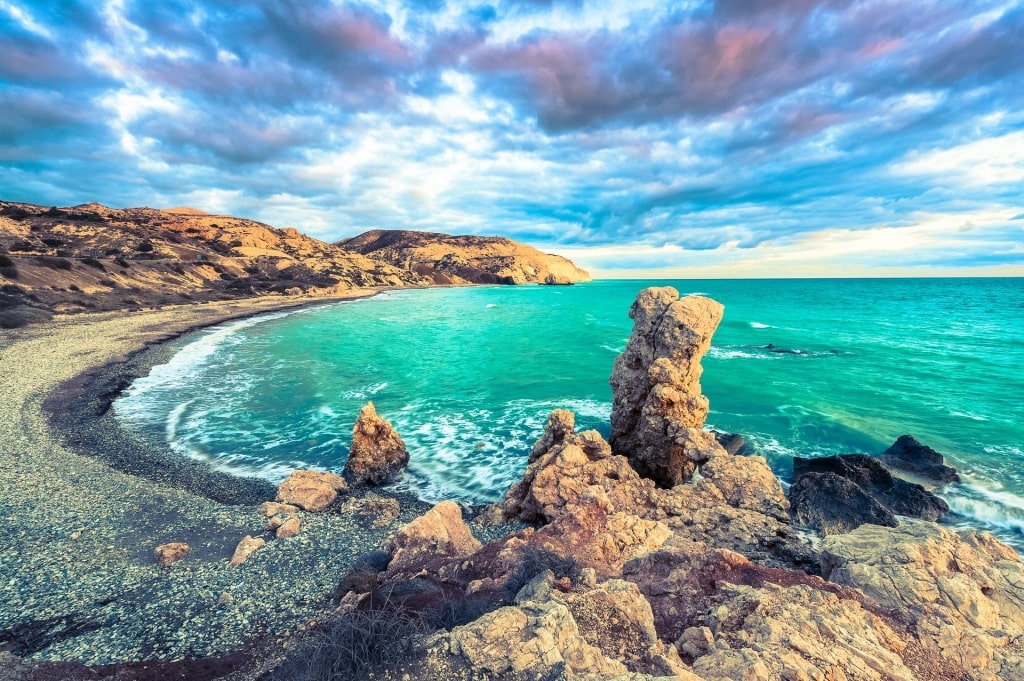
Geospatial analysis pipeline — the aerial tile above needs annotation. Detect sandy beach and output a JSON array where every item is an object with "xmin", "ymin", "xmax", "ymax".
[{"xmin": 0, "ymin": 293, "xmax": 449, "ymax": 674}]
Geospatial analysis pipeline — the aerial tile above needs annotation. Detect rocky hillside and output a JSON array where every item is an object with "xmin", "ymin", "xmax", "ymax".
[{"xmin": 338, "ymin": 229, "xmax": 591, "ymax": 285}]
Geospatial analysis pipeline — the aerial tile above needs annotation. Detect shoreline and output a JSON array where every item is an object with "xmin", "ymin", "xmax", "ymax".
[{"xmin": 0, "ymin": 289, "xmax": 496, "ymax": 673}]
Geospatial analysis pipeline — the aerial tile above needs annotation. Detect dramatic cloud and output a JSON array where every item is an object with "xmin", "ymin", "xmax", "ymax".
[{"xmin": 1, "ymin": 0, "xmax": 1021, "ymax": 276}]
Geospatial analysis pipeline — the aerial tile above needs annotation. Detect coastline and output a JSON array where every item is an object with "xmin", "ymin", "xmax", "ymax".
[{"xmin": 0, "ymin": 291, "xmax": 463, "ymax": 672}]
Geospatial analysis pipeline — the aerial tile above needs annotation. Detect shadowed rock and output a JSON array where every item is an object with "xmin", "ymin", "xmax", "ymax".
[
  {"xmin": 344, "ymin": 402, "xmax": 409, "ymax": 486},
  {"xmin": 880, "ymin": 434, "xmax": 960, "ymax": 485},
  {"xmin": 790, "ymin": 472, "xmax": 899, "ymax": 535},
  {"xmin": 791, "ymin": 455, "xmax": 948, "ymax": 526},
  {"xmin": 609, "ymin": 287, "xmax": 726, "ymax": 487}
]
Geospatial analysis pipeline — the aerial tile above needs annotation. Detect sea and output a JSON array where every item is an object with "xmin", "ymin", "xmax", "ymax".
[{"xmin": 114, "ymin": 279, "xmax": 1024, "ymax": 550}]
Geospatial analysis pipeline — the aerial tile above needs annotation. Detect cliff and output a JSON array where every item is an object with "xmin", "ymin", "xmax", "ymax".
[{"xmin": 337, "ymin": 229, "xmax": 592, "ymax": 285}]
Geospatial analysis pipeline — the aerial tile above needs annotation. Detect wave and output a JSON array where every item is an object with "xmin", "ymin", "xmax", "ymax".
[
  {"xmin": 708, "ymin": 347, "xmax": 779, "ymax": 360},
  {"xmin": 749, "ymin": 322, "xmax": 773, "ymax": 329},
  {"xmin": 341, "ymin": 382, "xmax": 389, "ymax": 400},
  {"xmin": 601, "ymin": 344, "xmax": 625, "ymax": 354},
  {"xmin": 943, "ymin": 483, "xmax": 1024, "ymax": 547},
  {"xmin": 485, "ymin": 303, "xmax": 498, "ymax": 308}
]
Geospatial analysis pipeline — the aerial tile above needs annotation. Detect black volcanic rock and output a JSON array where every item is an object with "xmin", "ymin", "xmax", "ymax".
[
  {"xmin": 790, "ymin": 454, "xmax": 948, "ymax": 533},
  {"xmin": 880, "ymin": 434, "xmax": 959, "ymax": 485},
  {"xmin": 789, "ymin": 472, "xmax": 899, "ymax": 535}
]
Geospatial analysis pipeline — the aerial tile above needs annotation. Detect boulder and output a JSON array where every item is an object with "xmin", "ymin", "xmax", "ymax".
[
  {"xmin": 880, "ymin": 434, "xmax": 960, "ymax": 485},
  {"xmin": 275, "ymin": 515, "xmax": 301, "ymax": 539},
  {"xmin": 789, "ymin": 472, "xmax": 898, "ymax": 535},
  {"xmin": 384, "ymin": 500, "xmax": 482, "ymax": 580},
  {"xmin": 343, "ymin": 402, "xmax": 409, "ymax": 486},
  {"xmin": 228, "ymin": 535, "xmax": 265, "ymax": 566},
  {"xmin": 154, "ymin": 542, "xmax": 191, "ymax": 567},
  {"xmin": 713, "ymin": 430, "xmax": 748, "ymax": 456},
  {"xmin": 791, "ymin": 454, "xmax": 948, "ymax": 523},
  {"xmin": 822, "ymin": 519, "xmax": 1024, "ymax": 681},
  {"xmin": 276, "ymin": 469, "xmax": 348, "ymax": 512},
  {"xmin": 609, "ymin": 287, "xmax": 726, "ymax": 487}
]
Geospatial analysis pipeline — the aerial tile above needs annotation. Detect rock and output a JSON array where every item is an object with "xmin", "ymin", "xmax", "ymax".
[
  {"xmin": 713, "ymin": 430, "xmax": 748, "ymax": 456},
  {"xmin": 343, "ymin": 402, "xmax": 409, "ymax": 486},
  {"xmin": 609, "ymin": 287, "xmax": 726, "ymax": 487},
  {"xmin": 697, "ymin": 453, "xmax": 790, "ymax": 522},
  {"xmin": 385, "ymin": 500, "xmax": 482, "ymax": 579},
  {"xmin": 339, "ymin": 492, "xmax": 401, "ymax": 527},
  {"xmin": 276, "ymin": 515, "xmax": 301, "ymax": 539},
  {"xmin": 880, "ymin": 434, "xmax": 960, "ymax": 485},
  {"xmin": 822, "ymin": 519, "xmax": 1024, "ymax": 681},
  {"xmin": 791, "ymin": 454, "xmax": 948, "ymax": 524},
  {"xmin": 543, "ymin": 273, "xmax": 574, "ymax": 285},
  {"xmin": 276, "ymin": 469, "xmax": 348, "ymax": 512},
  {"xmin": 229, "ymin": 535, "xmax": 265, "ymax": 566},
  {"xmin": 258, "ymin": 501, "xmax": 299, "ymax": 517},
  {"xmin": 154, "ymin": 542, "xmax": 191, "ymax": 567},
  {"xmin": 529, "ymin": 408, "xmax": 575, "ymax": 462},
  {"xmin": 789, "ymin": 472, "xmax": 898, "ymax": 535}
]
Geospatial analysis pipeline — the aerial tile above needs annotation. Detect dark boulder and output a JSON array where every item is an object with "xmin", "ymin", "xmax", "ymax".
[
  {"xmin": 789, "ymin": 472, "xmax": 898, "ymax": 535},
  {"xmin": 880, "ymin": 434, "xmax": 959, "ymax": 485},
  {"xmin": 713, "ymin": 431, "xmax": 749, "ymax": 456},
  {"xmin": 790, "ymin": 454, "xmax": 948, "ymax": 532}
]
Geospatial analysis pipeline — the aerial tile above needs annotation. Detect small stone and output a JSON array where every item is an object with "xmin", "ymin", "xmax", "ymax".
[
  {"xmin": 217, "ymin": 591, "xmax": 234, "ymax": 606},
  {"xmin": 155, "ymin": 542, "xmax": 191, "ymax": 567},
  {"xmin": 258, "ymin": 501, "xmax": 300, "ymax": 517},
  {"xmin": 276, "ymin": 515, "xmax": 301, "ymax": 539},
  {"xmin": 229, "ymin": 535, "xmax": 265, "ymax": 566}
]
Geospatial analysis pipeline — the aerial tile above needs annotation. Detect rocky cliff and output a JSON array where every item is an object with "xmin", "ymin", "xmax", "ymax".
[{"xmin": 337, "ymin": 229, "xmax": 592, "ymax": 285}]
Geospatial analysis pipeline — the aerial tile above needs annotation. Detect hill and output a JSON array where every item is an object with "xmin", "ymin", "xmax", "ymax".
[{"xmin": 338, "ymin": 229, "xmax": 591, "ymax": 285}]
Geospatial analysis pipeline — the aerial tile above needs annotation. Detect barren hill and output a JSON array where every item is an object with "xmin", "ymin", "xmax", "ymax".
[
  {"xmin": 0, "ymin": 200, "xmax": 428, "ymax": 327},
  {"xmin": 339, "ymin": 229, "xmax": 591, "ymax": 285}
]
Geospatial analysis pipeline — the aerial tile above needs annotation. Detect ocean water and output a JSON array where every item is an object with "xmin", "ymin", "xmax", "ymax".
[{"xmin": 114, "ymin": 279, "xmax": 1024, "ymax": 549}]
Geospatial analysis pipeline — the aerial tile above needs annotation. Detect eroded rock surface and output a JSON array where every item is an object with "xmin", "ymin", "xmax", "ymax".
[
  {"xmin": 276, "ymin": 469, "xmax": 348, "ymax": 512},
  {"xmin": 154, "ymin": 542, "xmax": 191, "ymax": 567},
  {"xmin": 384, "ymin": 500, "xmax": 482, "ymax": 580},
  {"xmin": 609, "ymin": 287, "xmax": 726, "ymax": 487},
  {"xmin": 344, "ymin": 402, "xmax": 409, "ymax": 486}
]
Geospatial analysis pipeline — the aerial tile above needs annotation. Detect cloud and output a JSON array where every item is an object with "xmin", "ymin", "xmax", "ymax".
[{"xmin": 0, "ymin": 0, "xmax": 1021, "ymax": 277}]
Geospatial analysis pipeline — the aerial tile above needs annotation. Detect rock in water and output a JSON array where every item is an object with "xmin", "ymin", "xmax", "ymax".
[
  {"xmin": 880, "ymin": 434, "xmax": 960, "ymax": 485},
  {"xmin": 789, "ymin": 472, "xmax": 899, "ymax": 535},
  {"xmin": 609, "ymin": 287, "xmax": 726, "ymax": 486},
  {"xmin": 343, "ymin": 401, "xmax": 409, "ymax": 486}
]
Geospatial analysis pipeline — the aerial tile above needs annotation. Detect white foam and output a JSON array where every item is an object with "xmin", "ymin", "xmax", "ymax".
[
  {"xmin": 486, "ymin": 303, "xmax": 498, "ymax": 308},
  {"xmin": 949, "ymin": 410, "xmax": 988, "ymax": 421},
  {"xmin": 708, "ymin": 347, "xmax": 778, "ymax": 360},
  {"xmin": 749, "ymin": 322, "xmax": 773, "ymax": 329},
  {"xmin": 340, "ymin": 382, "xmax": 389, "ymax": 400}
]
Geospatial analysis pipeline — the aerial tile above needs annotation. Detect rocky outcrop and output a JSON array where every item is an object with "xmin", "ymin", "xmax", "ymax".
[
  {"xmin": 822, "ymin": 520, "xmax": 1024, "ymax": 681},
  {"xmin": 609, "ymin": 287, "xmax": 726, "ymax": 487},
  {"xmin": 154, "ymin": 542, "xmax": 191, "ymax": 567},
  {"xmin": 337, "ymin": 229, "xmax": 591, "ymax": 286},
  {"xmin": 343, "ymin": 402, "xmax": 409, "ymax": 486},
  {"xmin": 789, "ymin": 455, "xmax": 948, "ymax": 533},
  {"xmin": 384, "ymin": 500, "xmax": 482, "ymax": 580},
  {"xmin": 276, "ymin": 469, "xmax": 348, "ymax": 511},
  {"xmin": 880, "ymin": 434, "xmax": 960, "ymax": 485}
]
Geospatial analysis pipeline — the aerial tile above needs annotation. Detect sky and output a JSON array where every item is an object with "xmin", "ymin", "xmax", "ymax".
[{"xmin": 1, "ymin": 0, "xmax": 1022, "ymax": 278}]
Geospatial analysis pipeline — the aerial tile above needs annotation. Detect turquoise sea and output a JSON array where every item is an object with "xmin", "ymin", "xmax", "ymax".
[{"xmin": 115, "ymin": 279, "xmax": 1024, "ymax": 549}]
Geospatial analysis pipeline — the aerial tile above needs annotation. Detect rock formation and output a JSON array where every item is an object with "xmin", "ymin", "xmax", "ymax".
[
  {"xmin": 276, "ymin": 469, "xmax": 348, "ymax": 511},
  {"xmin": 789, "ymin": 454, "xmax": 948, "ymax": 534},
  {"xmin": 609, "ymin": 287, "xmax": 726, "ymax": 487},
  {"xmin": 880, "ymin": 434, "xmax": 960, "ymax": 485},
  {"xmin": 383, "ymin": 500, "xmax": 482, "ymax": 580},
  {"xmin": 343, "ymin": 402, "xmax": 409, "ymax": 486}
]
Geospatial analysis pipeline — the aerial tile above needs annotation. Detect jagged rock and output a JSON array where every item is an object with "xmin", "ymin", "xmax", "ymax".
[
  {"xmin": 791, "ymin": 454, "xmax": 948, "ymax": 524},
  {"xmin": 609, "ymin": 287, "xmax": 726, "ymax": 487},
  {"xmin": 822, "ymin": 519, "xmax": 1024, "ymax": 681},
  {"xmin": 880, "ymin": 434, "xmax": 960, "ymax": 485},
  {"xmin": 276, "ymin": 469, "xmax": 348, "ymax": 511},
  {"xmin": 343, "ymin": 402, "xmax": 409, "ymax": 486},
  {"xmin": 529, "ymin": 408, "xmax": 575, "ymax": 462},
  {"xmin": 275, "ymin": 515, "xmax": 301, "ymax": 539},
  {"xmin": 697, "ymin": 453, "xmax": 789, "ymax": 522},
  {"xmin": 339, "ymin": 492, "xmax": 401, "ymax": 527},
  {"xmin": 228, "ymin": 535, "xmax": 265, "ymax": 566},
  {"xmin": 154, "ymin": 542, "xmax": 191, "ymax": 567},
  {"xmin": 384, "ymin": 500, "xmax": 482, "ymax": 579},
  {"xmin": 789, "ymin": 472, "xmax": 899, "ymax": 535}
]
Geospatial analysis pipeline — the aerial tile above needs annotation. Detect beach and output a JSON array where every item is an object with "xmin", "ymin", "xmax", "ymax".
[{"xmin": 0, "ymin": 293, "xmax": 459, "ymax": 675}]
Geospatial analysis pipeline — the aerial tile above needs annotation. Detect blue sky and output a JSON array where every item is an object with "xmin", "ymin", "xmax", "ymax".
[{"xmin": 1, "ymin": 0, "xmax": 1022, "ymax": 277}]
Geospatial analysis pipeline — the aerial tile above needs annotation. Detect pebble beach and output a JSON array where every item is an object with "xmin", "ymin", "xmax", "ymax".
[{"xmin": 0, "ymin": 294, "xmax": 477, "ymax": 673}]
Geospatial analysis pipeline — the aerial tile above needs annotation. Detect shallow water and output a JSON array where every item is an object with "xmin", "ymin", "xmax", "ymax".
[{"xmin": 115, "ymin": 279, "xmax": 1024, "ymax": 549}]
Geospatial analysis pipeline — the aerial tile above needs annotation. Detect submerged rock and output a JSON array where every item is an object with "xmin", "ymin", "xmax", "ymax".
[
  {"xmin": 790, "ymin": 454, "xmax": 948, "ymax": 532},
  {"xmin": 609, "ymin": 287, "xmax": 726, "ymax": 487},
  {"xmin": 343, "ymin": 401, "xmax": 409, "ymax": 486},
  {"xmin": 880, "ymin": 434, "xmax": 960, "ymax": 485}
]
